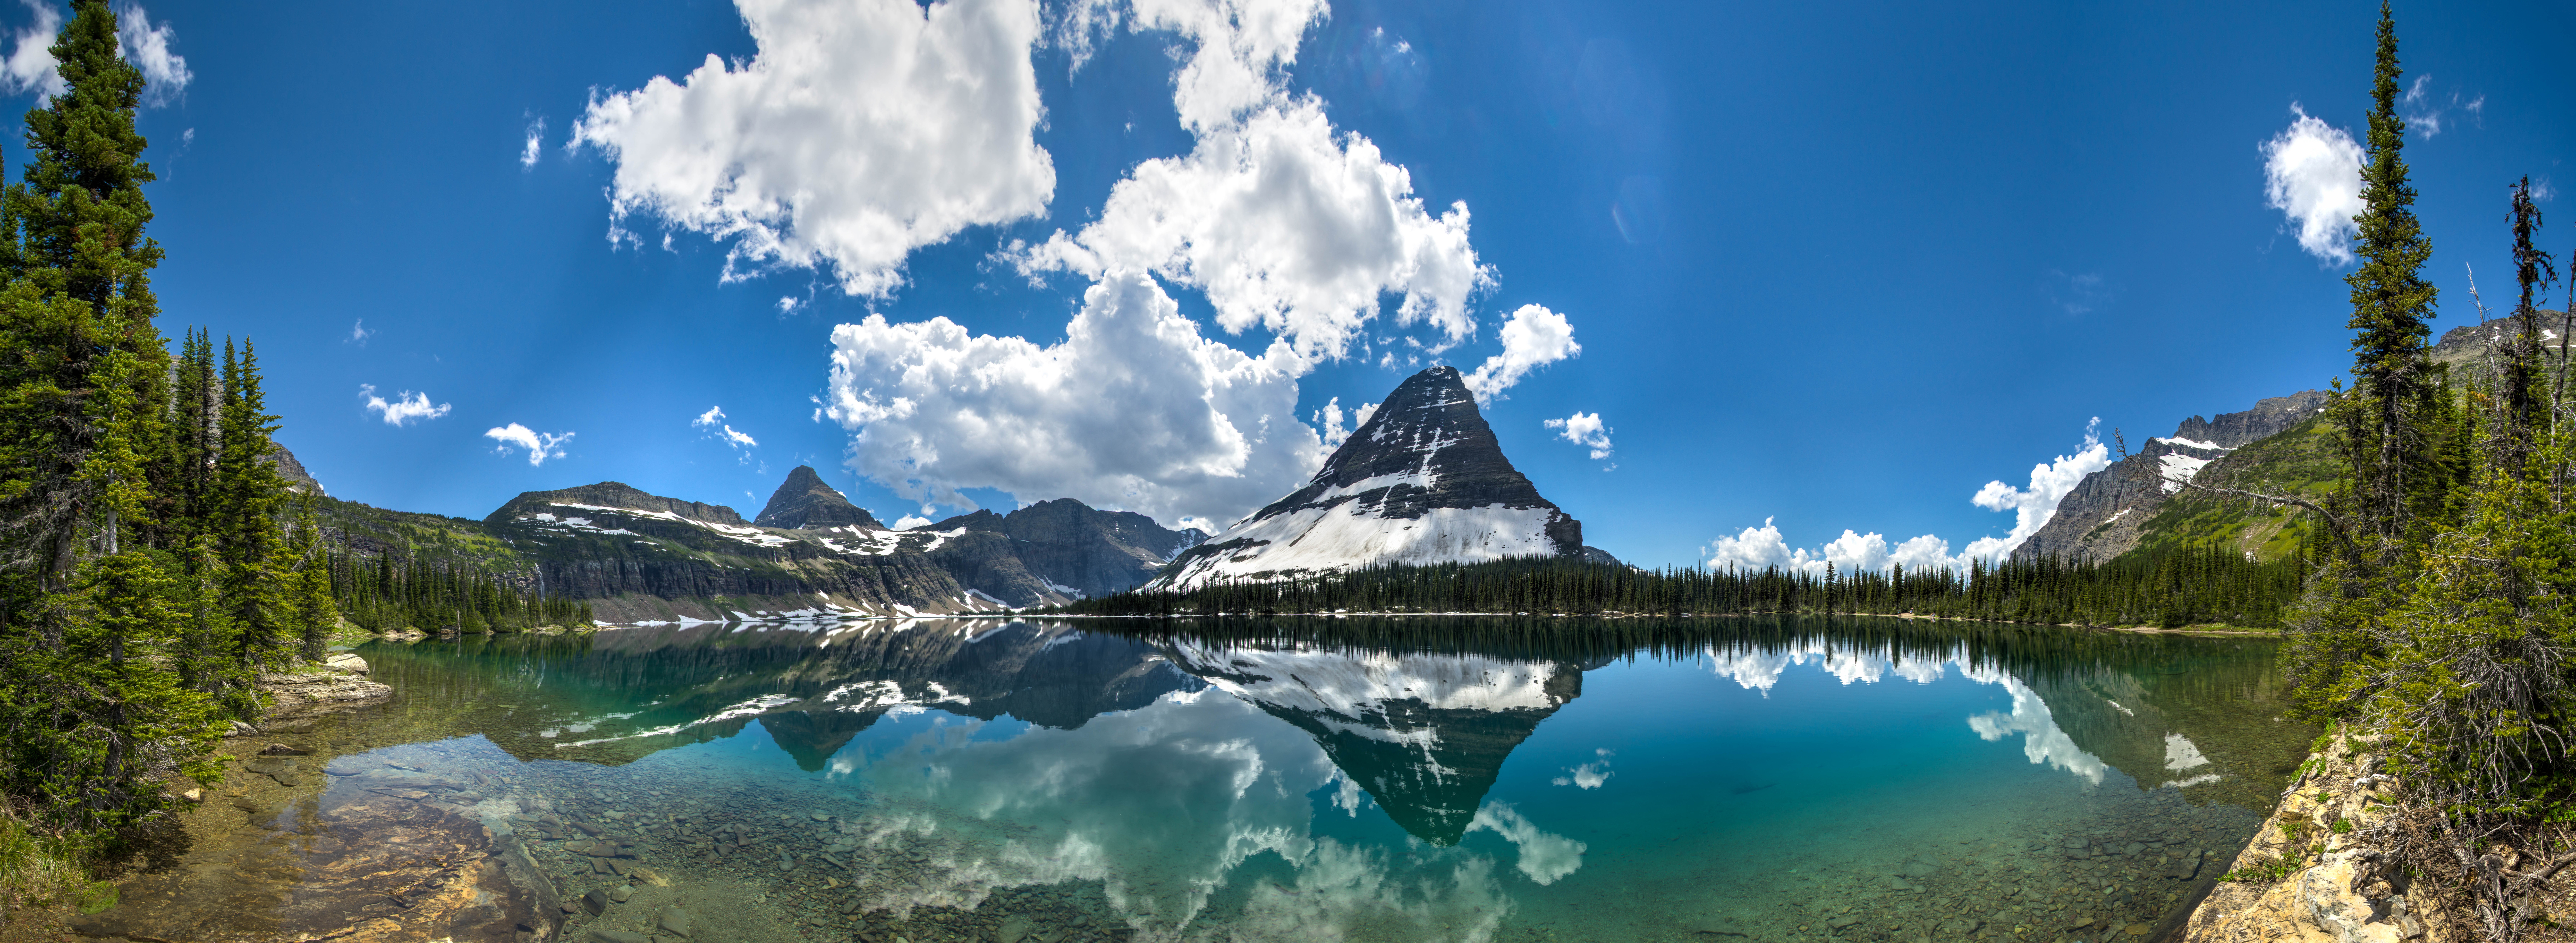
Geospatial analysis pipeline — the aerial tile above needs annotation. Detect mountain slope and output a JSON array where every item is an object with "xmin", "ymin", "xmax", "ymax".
[
  {"xmin": 931, "ymin": 498, "xmax": 1200, "ymax": 597},
  {"xmin": 1151, "ymin": 366, "xmax": 1582, "ymax": 589},
  {"xmin": 753, "ymin": 465, "xmax": 884, "ymax": 530},
  {"xmin": 315, "ymin": 465, "xmax": 1221, "ymax": 624},
  {"xmin": 2014, "ymin": 390, "xmax": 2325, "ymax": 563}
]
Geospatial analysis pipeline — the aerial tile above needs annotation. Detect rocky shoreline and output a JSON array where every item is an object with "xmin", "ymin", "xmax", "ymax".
[{"xmin": 2179, "ymin": 733, "xmax": 2465, "ymax": 943}]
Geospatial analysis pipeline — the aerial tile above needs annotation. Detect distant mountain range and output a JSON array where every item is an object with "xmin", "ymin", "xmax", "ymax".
[
  {"xmin": 304, "ymin": 366, "xmax": 1601, "ymax": 622},
  {"xmin": 308, "ymin": 463, "xmax": 1201, "ymax": 624}
]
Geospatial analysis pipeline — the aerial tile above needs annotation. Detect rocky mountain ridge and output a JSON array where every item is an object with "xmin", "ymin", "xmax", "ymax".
[
  {"xmin": 317, "ymin": 465, "xmax": 1197, "ymax": 624},
  {"xmin": 2015, "ymin": 390, "xmax": 2326, "ymax": 563},
  {"xmin": 1152, "ymin": 366, "xmax": 1587, "ymax": 589}
]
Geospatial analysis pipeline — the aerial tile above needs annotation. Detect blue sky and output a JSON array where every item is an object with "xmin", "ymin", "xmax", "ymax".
[{"xmin": 46, "ymin": 0, "xmax": 2575, "ymax": 568}]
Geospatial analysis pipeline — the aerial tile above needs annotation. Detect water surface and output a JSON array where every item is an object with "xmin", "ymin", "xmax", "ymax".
[{"xmin": 101, "ymin": 617, "xmax": 2310, "ymax": 943}]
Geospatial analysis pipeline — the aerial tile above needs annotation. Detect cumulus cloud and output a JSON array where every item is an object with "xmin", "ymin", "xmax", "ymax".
[
  {"xmin": 807, "ymin": 0, "xmax": 1575, "ymax": 525},
  {"xmin": 693, "ymin": 405, "xmax": 758, "ymax": 450},
  {"xmin": 1010, "ymin": 0, "xmax": 1492, "ymax": 363},
  {"xmin": 821, "ymin": 269, "xmax": 1321, "ymax": 528},
  {"xmin": 485, "ymin": 423, "xmax": 573, "ymax": 467},
  {"xmin": 2261, "ymin": 105, "xmax": 2366, "ymax": 266},
  {"xmin": 1963, "ymin": 418, "xmax": 2111, "ymax": 559},
  {"xmin": 570, "ymin": 0, "xmax": 1054, "ymax": 298},
  {"xmin": 1314, "ymin": 397, "xmax": 1378, "ymax": 450},
  {"xmin": 1704, "ymin": 421, "xmax": 2111, "ymax": 575},
  {"xmin": 2, "ymin": 1, "xmax": 63, "ymax": 98},
  {"xmin": 1550, "ymin": 748, "xmax": 1614, "ymax": 789},
  {"xmin": 892, "ymin": 514, "xmax": 934, "ymax": 530},
  {"xmin": 1461, "ymin": 304, "xmax": 1578, "ymax": 402},
  {"xmin": 519, "ymin": 115, "xmax": 545, "ymax": 169},
  {"xmin": 3, "ymin": 2, "xmax": 191, "ymax": 104},
  {"xmin": 114, "ymin": 4, "xmax": 187, "ymax": 105},
  {"xmin": 358, "ymin": 385, "xmax": 451, "ymax": 426},
  {"xmin": 1012, "ymin": 101, "xmax": 1489, "ymax": 361},
  {"xmin": 1544, "ymin": 411, "xmax": 1612, "ymax": 461},
  {"xmin": 1463, "ymin": 803, "xmax": 1585, "ymax": 885},
  {"xmin": 1705, "ymin": 518, "xmax": 1963, "ymax": 576}
]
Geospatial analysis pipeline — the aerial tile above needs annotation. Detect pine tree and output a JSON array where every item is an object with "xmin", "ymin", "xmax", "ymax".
[
  {"xmin": 2339, "ymin": 0, "xmax": 2443, "ymax": 537},
  {"xmin": 211, "ymin": 339, "xmax": 288, "ymax": 670}
]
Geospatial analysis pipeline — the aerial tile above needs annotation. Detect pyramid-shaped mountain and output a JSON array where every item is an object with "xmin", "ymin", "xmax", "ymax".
[
  {"xmin": 1152, "ymin": 365, "xmax": 1582, "ymax": 589},
  {"xmin": 754, "ymin": 465, "xmax": 884, "ymax": 530}
]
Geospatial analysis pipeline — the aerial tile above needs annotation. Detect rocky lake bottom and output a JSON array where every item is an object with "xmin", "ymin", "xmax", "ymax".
[{"xmin": 67, "ymin": 617, "xmax": 2314, "ymax": 943}]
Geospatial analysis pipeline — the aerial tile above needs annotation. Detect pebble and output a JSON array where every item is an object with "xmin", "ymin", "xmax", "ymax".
[
  {"xmin": 610, "ymin": 885, "xmax": 633, "ymax": 904},
  {"xmin": 588, "ymin": 931, "xmax": 649, "ymax": 943},
  {"xmin": 659, "ymin": 908, "xmax": 693, "ymax": 938},
  {"xmin": 582, "ymin": 889, "xmax": 611, "ymax": 916}
]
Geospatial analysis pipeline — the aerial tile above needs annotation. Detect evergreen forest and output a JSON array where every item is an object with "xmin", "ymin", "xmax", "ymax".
[
  {"xmin": 1067, "ymin": 545, "xmax": 2310, "ymax": 628},
  {"xmin": 0, "ymin": 1, "xmax": 342, "ymax": 914}
]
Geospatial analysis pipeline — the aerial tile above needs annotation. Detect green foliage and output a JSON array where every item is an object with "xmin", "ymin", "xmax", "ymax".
[
  {"xmin": 0, "ymin": 0, "xmax": 306, "ymax": 887},
  {"xmin": 327, "ymin": 552, "xmax": 589, "ymax": 633},
  {"xmin": 0, "ymin": 806, "xmax": 88, "ymax": 919},
  {"xmin": 1073, "ymin": 545, "xmax": 2306, "ymax": 625},
  {"xmin": 2220, "ymin": 853, "xmax": 2302, "ymax": 884}
]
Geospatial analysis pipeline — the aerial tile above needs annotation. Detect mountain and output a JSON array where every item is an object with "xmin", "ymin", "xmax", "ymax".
[
  {"xmin": 2015, "ymin": 390, "xmax": 2325, "ymax": 563},
  {"xmin": 753, "ymin": 465, "xmax": 884, "ymax": 530},
  {"xmin": 931, "ymin": 499, "xmax": 1201, "ymax": 597},
  {"xmin": 270, "ymin": 443, "xmax": 323, "ymax": 495},
  {"xmin": 1152, "ymin": 366, "xmax": 1583, "ymax": 589},
  {"xmin": 314, "ymin": 464, "xmax": 1208, "ymax": 624},
  {"xmin": 1165, "ymin": 642, "xmax": 1590, "ymax": 845}
]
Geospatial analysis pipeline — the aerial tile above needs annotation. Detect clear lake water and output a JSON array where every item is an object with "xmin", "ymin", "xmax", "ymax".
[{"xmin": 91, "ymin": 616, "xmax": 2314, "ymax": 943}]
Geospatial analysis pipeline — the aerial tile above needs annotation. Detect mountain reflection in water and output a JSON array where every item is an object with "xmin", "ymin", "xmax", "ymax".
[{"xmin": 107, "ymin": 616, "xmax": 2309, "ymax": 943}]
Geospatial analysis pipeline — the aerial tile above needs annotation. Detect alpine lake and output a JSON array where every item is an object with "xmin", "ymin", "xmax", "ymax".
[{"xmin": 77, "ymin": 616, "xmax": 2314, "ymax": 943}]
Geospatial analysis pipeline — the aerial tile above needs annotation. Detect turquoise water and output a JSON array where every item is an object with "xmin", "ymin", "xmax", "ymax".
[{"xmin": 122, "ymin": 617, "xmax": 2311, "ymax": 943}]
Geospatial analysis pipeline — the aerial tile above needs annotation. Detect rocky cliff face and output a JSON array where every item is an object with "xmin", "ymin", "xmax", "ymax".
[
  {"xmin": 2015, "ymin": 391, "xmax": 2326, "ymax": 563},
  {"xmin": 371, "ymin": 468, "xmax": 1224, "ymax": 620},
  {"xmin": 489, "ymin": 481, "xmax": 751, "ymax": 528},
  {"xmin": 753, "ymin": 465, "xmax": 884, "ymax": 530},
  {"xmin": 1153, "ymin": 366, "xmax": 1582, "ymax": 589},
  {"xmin": 933, "ymin": 499, "xmax": 1200, "ymax": 598},
  {"xmin": 270, "ymin": 444, "xmax": 323, "ymax": 495}
]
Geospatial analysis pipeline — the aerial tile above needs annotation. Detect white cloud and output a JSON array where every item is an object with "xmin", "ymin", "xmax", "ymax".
[
  {"xmin": 570, "ymin": 0, "xmax": 1054, "ymax": 298},
  {"xmin": 1461, "ymin": 304, "xmax": 1578, "ymax": 402},
  {"xmin": 114, "ymin": 4, "xmax": 187, "ymax": 106},
  {"xmin": 1314, "ymin": 397, "xmax": 1378, "ymax": 450},
  {"xmin": 692, "ymin": 405, "xmax": 758, "ymax": 449},
  {"xmin": 1009, "ymin": 0, "xmax": 1492, "ymax": 363},
  {"xmin": 821, "ymin": 269, "xmax": 1323, "ymax": 528},
  {"xmin": 2261, "ymin": 105, "xmax": 2365, "ymax": 266},
  {"xmin": 1550, "ymin": 748, "xmax": 1614, "ymax": 789},
  {"xmin": 519, "ymin": 115, "xmax": 545, "ymax": 169},
  {"xmin": 2399, "ymin": 75, "xmax": 2480, "ymax": 140},
  {"xmin": 2, "ymin": 1, "xmax": 62, "ymax": 98},
  {"xmin": 1543, "ymin": 411, "xmax": 1611, "ymax": 461},
  {"xmin": 1705, "ymin": 421, "xmax": 2110, "ymax": 575},
  {"xmin": 485, "ymin": 423, "xmax": 573, "ymax": 467},
  {"xmin": 3, "ymin": 3, "xmax": 191, "ymax": 105},
  {"xmin": 1964, "ymin": 418, "xmax": 2110, "ymax": 557},
  {"xmin": 346, "ymin": 319, "xmax": 371, "ymax": 345},
  {"xmin": 892, "ymin": 513, "xmax": 934, "ymax": 530},
  {"xmin": 1012, "ymin": 100, "xmax": 1489, "ymax": 361},
  {"xmin": 358, "ymin": 384, "xmax": 451, "ymax": 427},
  {"xmin": 1463, "ymin": 803, "xmax": 1585, "ymax": 886}
]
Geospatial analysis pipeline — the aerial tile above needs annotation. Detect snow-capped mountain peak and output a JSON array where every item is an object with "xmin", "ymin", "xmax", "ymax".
[{"xmin": 1150, "ymin": 366, "xmax": 1583, "ymax": 589}]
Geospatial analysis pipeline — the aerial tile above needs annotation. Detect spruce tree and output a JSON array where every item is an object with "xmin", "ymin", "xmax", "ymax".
[
  {"xmin": 2340, "ymin": 0, "xmax": 2443, "ymax": 536},
  {"xmin": 212, "ymin": 339, "xmax": 288, "ymax": 670}
]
